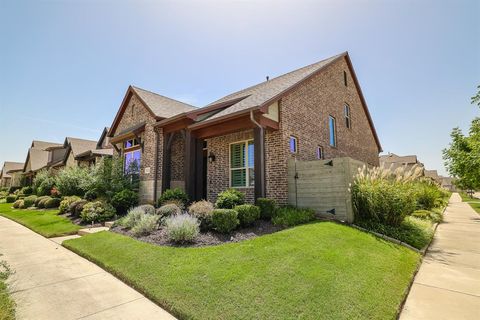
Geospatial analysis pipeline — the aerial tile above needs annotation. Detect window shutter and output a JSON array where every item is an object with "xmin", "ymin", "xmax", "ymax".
[{"xmin": 230, "ymin": 143, "xmax": 245, "ymax": 168}]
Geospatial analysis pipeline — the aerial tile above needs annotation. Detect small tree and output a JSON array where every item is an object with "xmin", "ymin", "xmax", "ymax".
[{"xmin": 33, "ymin": 169, "xmax": 56, "ymax": 196}]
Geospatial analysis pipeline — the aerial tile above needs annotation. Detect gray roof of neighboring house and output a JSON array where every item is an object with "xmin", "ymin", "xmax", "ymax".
[
  {"xmin": 24, "ymin": 141, "xmax": 62, "ymax": 173},
  {"xmin": 203, "ymin": 53, "xmax": 344, "ymax": 121},
  {"xmin": 379, "ymin": 153, "xmax": 419, "ymax": 165},
  {"xmin": 131, "ymin": 86, "xmax": 197, "ymax": 118},
  {"xmin": 1, "ymin": 162, "xmax": 24, "ymax": 178},
  {"xmin": 32, "ymin": 140, "xmax": 62, "ymax": 150},
  {"xmin": 65, "ymin": 137, "xmax": 99, "ymax": 157},
  {"xmin": 76, "ymin": 148, "xmax": 114, "ymax": 159}
]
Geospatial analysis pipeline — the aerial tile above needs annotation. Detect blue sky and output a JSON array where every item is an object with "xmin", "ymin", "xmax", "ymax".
[{"xmin": 0, "ymin": 0, "xmax": 479, "ymax": 175}]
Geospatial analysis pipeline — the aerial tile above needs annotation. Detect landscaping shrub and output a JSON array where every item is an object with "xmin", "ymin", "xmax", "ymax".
[
  {"xmin": 414, "ymin": 182, "xmax": 442, "ymax": 210},
  {"xmin": 131, "ymin": 214, "xmax": 160, "ymax": 237},
  {"xmin": 55, "ymin": 166, "xmax": 92, "ymax": 197},
  {"xmin": 20, "ymin": 186, "xmax": 33, "ymax": 196},
  {"xmin": 5, "ymin": 195, "xmax": 16, "ymax": 203},
  {"xmin": 188, "ymin": 200, "xmax": 214, "ymax": 230},
  {"xmin": 165, "ymin": 214, "xmax": 200, "ymax": 243},
  {"xmin": 34, "ymin": 195, "xmax": 50, "ymax": 207},
  {"xmin": 84, "ymin": 190, "xmax": 98, "ymax": 201},
  {"xmin": 211, "ymin": 209, "xmax": 239, "ymax": 233},
  {"xmin": 23, "ymin": 195, "xmax": 37, "ymax": 208},
  {"xmin": 351, "ymin": 165, "xmax": 423, "ymax": 227},
  {"xmin": 7, "ymin": 186, "xmax": 20, "ymax": 194},
  {"xmin": 111, "ymin": 189, "xmax": 138, "ymax": 215},
  {"xmin": 215, "ymin": 188, "xmax": 245, "ymax": 209},
  {"xmin": 33, "ymin": 169, "xmax": 56, "ymax": 196},
  {"xmin": 18, "ymin": 200, "xmax": 27, "ymax": 209},
  {"xmin": 356, "ymin": 217, "xmax": 434, "ymax": 249},
  {"xmin": 136, "ymin": 204, "xmax": 156, "ymax": 215},
  {"xmin": 411, "ymin": 209, "xmax": 443, "ymax": 223},
  {"xmin": 69, "ymin": 200, "xmax": 88, "ymax": 216},
  {"xmin": 161, "ymin": 199, "xmax": 186, "ymax": 210},
  {"xmin": 156, "ymin": 203, "xmax": 182, "ymax": 218},
  {"xmin": 80, "ymin": 201, "xmax": 116, "ymax": 223},
  {"xmin": 119, "ymin": 207, "xmax": 145, "ymax": 229},
  {"xmin": 38, "ymin": 197, "xmax": 52, "ymax": 209},
  {"xmin": 157, "ymin": 188, "xmax": 188, "ymax": 207},
  {"xmin": 59, "ymin": 196, "xmax": 81, "ymax": 213},
  {"xmin": 44, "ymin": 197, "xmax": 61, "ymax": 208},
  {"xmin": 256, "ymin": 198, "xmax": 277, "ymax": 220},
  {"xmin": 12, "ymin": 199, "xmax": 23, "ymax": 208},
  {"xmin": 0, "ymin": 191, "xmax": 8, "ymax": 199},
  {"xmin": 272, "ymin": 206, "xmax": 315, "ymax": 227},
  {"xmin": 234, "ymin": 204, "xmax": 260, "ymax": 227}
]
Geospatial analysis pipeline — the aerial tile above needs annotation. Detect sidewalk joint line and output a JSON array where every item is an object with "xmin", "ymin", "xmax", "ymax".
[
  {"xmin": 415, "ymin": 281, "xmax": 480, "ymax": 298},
  {"xmin": 75, "ymin": 297, "xmax": 145, "ymax": 319}
]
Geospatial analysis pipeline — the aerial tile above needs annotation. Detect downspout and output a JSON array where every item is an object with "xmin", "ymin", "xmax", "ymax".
[
  {"xmin": 153, "ymin": 129, "xmax": 159, "ymax": 205},
  {"xmin": 249, "ymin": 109, "xmax": 262, "ymax": 128}
]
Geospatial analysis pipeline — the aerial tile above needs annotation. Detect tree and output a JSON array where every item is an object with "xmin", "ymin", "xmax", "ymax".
[
  {"xmin": 472, "ymin": 85, "xmax": 480, "ymax": 107},
  {"xmin": 443, "ymin": 118, "xmax": 480, "ymax": 191}
]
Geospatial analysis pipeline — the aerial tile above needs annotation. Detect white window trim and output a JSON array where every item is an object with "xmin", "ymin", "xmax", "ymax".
[
  {"xmin": 229, "ymin": 139, "xmax": 254, "ymax": 188},
  {"xmin": 344, "ymin": 104, "xmax": 351, "ymax": 129},
  {"xmin": 317, "ymin": 146, "xmax": 324, "ymax": 160},
  {"xmin": 289, "ymin": 136, "xmax": 298, "ymax": 154},
  {"xmin": 329, "ymin": 116, "xmax": 337, "ymax": 147}
]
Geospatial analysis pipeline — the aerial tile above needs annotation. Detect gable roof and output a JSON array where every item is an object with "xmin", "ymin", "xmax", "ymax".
[
  {"xmin": 204, "ymin": 53, "xmax": 345, "ymax": 120},
  {"xmin": 380, "ymin": 153, "xmax": 419, "ymax": 165},
  {"xmin": 109, "ymin": 86, "xmax": 197, "ymax": 136},
  {"xmin": 23, "ymin": 140, "xmax": 62, "ymax": 173},
  {"xmin": 1, "ymin": 162, "xmax": 24, "ymax": 178},
  {"xmin": 64, "ymin": 137, "xmax": 98, "ymax": 157},
  {"xmin": 187, "ymin": 52, "xmax": 382, "ymax": 151}
]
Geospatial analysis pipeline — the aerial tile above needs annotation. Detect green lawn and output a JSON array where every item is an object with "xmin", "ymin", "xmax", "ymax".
[
  {"xmin": 460, "ymin": 192, "xmax": 480, "ymax": 214},
  {"xmin": 0, "ymin": 203, "xmax": 80, "ymax": 238},
  {"xmin": 64, "ymin": 222, "xmax": 420, "ymax": 320}
]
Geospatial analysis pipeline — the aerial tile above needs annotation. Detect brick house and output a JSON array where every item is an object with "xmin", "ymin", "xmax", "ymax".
[
  {"xmin": 108, "ymin": 52, "xmax": 382, "ymax": 204},
  {"xmin": 0, "ymin": 162, "xmax": 24, "ymax": 188},
  {"xmin": 22, "ymin": 140, "xmax": 63, "ymax": 184}
]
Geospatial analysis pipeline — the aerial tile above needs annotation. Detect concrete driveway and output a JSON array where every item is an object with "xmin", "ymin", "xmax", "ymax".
[
  {"xmin": 0, "ymin": 216, "xmax": 176, "ymax": 320},
  {"xmin": 400, "ymin": 193, "xmax": 480, "ymax": 319}
]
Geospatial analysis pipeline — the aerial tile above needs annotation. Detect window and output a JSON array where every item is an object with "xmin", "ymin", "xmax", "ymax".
[
  {"xmin": 317, "ymin": 146, "xmax": 324, "ymax": 160},
  {"xmin": 289, "ymin": 136, "xmax": 298, "ymax": 153},
  {"xmin": 124, "ymin": 138, "xmax": 141, "ymax": 149},
  {"xmin": 230, "ymin": 140, "xmax": 254, "ymax": 187},
  {"xmin": 124, "ymin": 149, "xmax": 141, "ymax": 173},
  {"xmin": 343, "ymin": 71, "xmax": 347, "ymax": 86},
  {"xmin": 329, "ymin": 116, "xmax": 336, "ymax": 147},
  {"xmin": 344, "ymin": 104, "xmax": 351, "ymax": 128}
]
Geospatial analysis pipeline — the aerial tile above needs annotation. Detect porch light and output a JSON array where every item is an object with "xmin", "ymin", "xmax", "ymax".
[{"xmin": 208, "ymin": 152, "xmax": 216, "ymax": 163}]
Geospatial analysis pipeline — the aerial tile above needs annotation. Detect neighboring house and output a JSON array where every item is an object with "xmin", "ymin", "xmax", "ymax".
[
  {"xmin": 108, "ymin": 52, "xmax": 382, "ymax": 205},
  {"xmin": 424, "ymin": 169, "xmax": 442, "ymax": 184},
  {"xmin": 0, "ymin": 162, "xmax": 24, "ymax": 187},
  {"xmin": 74, "ymin": 127, "xmax": 114, "ymax": 166},
  {"xmin": 23, "ymin": 140, "xmax": 63, "ymax": 184},
  {"xmin": 379, "ymin": 153, "xmax": 424, "ymax": 172},
  {"xmin": 440, "ymin": 176, "xmax": 455, "ymax": 191}
]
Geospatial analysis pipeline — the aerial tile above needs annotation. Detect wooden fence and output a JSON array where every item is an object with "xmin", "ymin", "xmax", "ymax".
[{"xmin": 287, "ymin": 157, "xmax": 366, "ymax": 223}]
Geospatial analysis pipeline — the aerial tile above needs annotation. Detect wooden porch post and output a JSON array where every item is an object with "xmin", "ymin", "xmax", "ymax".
[
  {"xmin": 254, "ymin": 127, "xmax": 266, "ymax": 199},
  {"xmin": 184, "ymin": 130, "xmax": 196, "ymax": 201},
  {"xmin": 161, "ymin": 132, "xmax": 174, "ymax": 194}
]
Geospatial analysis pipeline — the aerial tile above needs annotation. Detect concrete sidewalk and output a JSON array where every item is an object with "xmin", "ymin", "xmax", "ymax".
[
  {"xmin": 400, "ymin": 193, "xmax": 480, "ymax": 320},
  {"xmin": 0, "ymin": 216, "xmax": 176, "ymax": 320}
]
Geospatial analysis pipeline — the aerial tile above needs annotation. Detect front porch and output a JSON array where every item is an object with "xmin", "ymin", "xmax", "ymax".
[{"xmin": 157, "ymin": 110, "xmax": 279, "ymax": 204}]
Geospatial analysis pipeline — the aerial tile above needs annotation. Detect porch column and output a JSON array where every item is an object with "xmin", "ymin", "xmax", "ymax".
[
  {"xmin": 161, "ymin": 132, "xmax": 173, "ymax": 193},
  {"xmin": 184, "ymin": 130, "xmax": 196, "ymax": 201},
  {"xmin": 194, "ymin": 139, "xmax": 205, "ymax": 201},
  {"xmin": 254, "ymin": 127, "xmax": 266, "ymax": 199}
]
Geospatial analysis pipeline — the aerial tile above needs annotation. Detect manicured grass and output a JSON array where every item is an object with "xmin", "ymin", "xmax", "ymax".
[
  {"xmin": 0, "ymin": 203, "xmax": 80, "ymax": 238},
  {"xmin": 460, "ymin": 193, "xmax": 480, "ymax": 214},
  {"xmin": 64, "ymin": 222, "xmax": 419, "ymax": 320}
]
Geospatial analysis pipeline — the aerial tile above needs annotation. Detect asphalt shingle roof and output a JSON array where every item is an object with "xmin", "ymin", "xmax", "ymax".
[
  {"xmin": 2, "ymin": 162, "xmax": 24, "ymax": 178},
  {"xmin": 65, "ymin": 137, "xmax": 98, "ymax": 157},
  {"xmin": 203, "ymin": 53, "xmax": 344, "ymax": 121},
  {"xmin": 132, "ymin": 86, "xmax": 197, "ymax": 119}
]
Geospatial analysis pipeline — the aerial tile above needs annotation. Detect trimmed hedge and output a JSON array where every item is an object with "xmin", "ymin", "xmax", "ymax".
[
  {"xmin": 157, "ymin": 188, "xmax": 188, "ymax": 207},
  {"xmin": 234, "ymin": 204, "xmax": 260, "ymax": 227},
  {"xmin": 256, "ymin": 198, "xmax": 277, "ymax": 220},
  {"xmin": 215, "ymin": 189, "xmax": 245, "ymax": 209},
  {"xmin": 212, "ymin": 209, "xmax": 239, "ymax": 233},
  {"xmin": 272, "ymin": 207, "xmax": 316, "ymax": 227},
  {"xmin": 5, "ymin": 195, "xmax": 16, "ymax": 203}
]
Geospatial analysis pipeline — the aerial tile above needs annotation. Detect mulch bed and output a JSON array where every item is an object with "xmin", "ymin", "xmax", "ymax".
[
  {"xmin": 111, "ymin": 219, "xmax": 283, "ymax": 247},
  {"xmin": 59, "ymin": 212, "xmax": 103, "ymax": 228}
]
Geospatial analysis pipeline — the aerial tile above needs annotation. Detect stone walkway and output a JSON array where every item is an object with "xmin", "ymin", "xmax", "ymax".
[
  {"xmin": 400, "ymin": 193, "xmax": 480, "ymax": 319},
  {"xmin": 0, "ymin": 216, "xmax": 176, "ymax": 320}
]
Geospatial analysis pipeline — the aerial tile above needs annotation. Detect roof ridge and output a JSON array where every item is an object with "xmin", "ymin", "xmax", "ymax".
[
  {"xmin": 131, "ymin": 85, "xmax": 197, "ymax": 109},
  {"xmin": 206, "ymin": 52, "xmax": 346, "ymax": 106}
]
